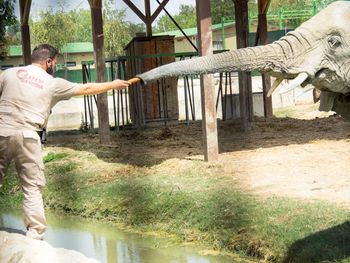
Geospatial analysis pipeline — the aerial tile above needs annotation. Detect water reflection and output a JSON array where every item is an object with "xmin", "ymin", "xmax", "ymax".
[{"xmin": 0, "ymin": 210, "xmax": 233, "ymax": 263}]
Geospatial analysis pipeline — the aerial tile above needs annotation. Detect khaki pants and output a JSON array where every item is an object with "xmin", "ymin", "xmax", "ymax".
[{"xmin": 0, "ymin": 131, "xmax": 46, "ymax": 238}]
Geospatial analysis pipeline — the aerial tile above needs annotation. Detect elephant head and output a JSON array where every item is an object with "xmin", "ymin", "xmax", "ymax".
[{"xmin": 137, "ymin": 1, "xmax": 350, "ymax": 120}]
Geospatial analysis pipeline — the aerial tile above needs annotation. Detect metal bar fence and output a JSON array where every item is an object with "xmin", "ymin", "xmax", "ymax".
[{"xmin": 80, "ymin": 51, "xmax": 254, "ymax": 131}]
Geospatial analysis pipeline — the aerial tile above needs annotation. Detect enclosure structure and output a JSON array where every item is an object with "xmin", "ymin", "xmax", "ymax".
[
  {"xmin": 124, "ymin": 36, "xmax": 179, "ymax": 127},
  {"xmin": 17, "ymin": 0, "xmax": 272, "ymax": 161}
]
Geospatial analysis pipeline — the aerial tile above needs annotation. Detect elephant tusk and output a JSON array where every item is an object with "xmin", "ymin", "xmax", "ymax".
[
  {"xmin": 267, "ymin": 78, "xmax": 283, "ymax": 97},
  {"xmin": 278, "ymin": 72, "xmax": 309, "ymax": 95}
]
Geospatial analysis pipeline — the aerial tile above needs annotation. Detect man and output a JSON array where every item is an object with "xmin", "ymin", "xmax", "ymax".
[{"xmin": 0, "ymin": 44, "xmax": 130, "ymax": 240}]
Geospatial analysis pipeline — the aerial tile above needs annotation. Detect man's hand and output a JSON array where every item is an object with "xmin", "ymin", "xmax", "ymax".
[{"xmin": 112, "ymin": 79, "xmax": 132, "ymax": 89}]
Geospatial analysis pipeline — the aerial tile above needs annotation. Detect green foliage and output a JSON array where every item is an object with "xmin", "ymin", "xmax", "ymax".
[
  {"xmin": 43, "ymin": 152, "xmax": 69, "ymax": 163},
  {"xmin": 265, "ymin": 0, "xmax": 338, "ymax": 29},
  {"xmin": 0, "ymin": 0, "xmax": 17, "ymax": 58},
  {"xmin": 69, "ymin": 9, "xmax": 92, "ymax": 42},
  {"xmin": 34, "ymin": 151, "xmax": 350, "ymax": 261},
  {"xmin": 0, "ymin": 165, "xmax": 22, "ymax": 208},
  {"xmin": 6, "ymin": 19, "xmax": 21, "ymax": 45},
  {"xmin": 153, "ymin": 4, "xmax": 197, "ymax": 33},
  {"xmin": 210, "ymin": 0, "xmax": 339, "ymax": 30},
  {"xmin": 128, "ymin": 22, "xmax": 146, "ymax": 38},
  {"xmin": 103, "ymin": 0, "xmax": 132, "ymax": 57},
  {"xmin": 210, "ymin": 0, "xmax": 235, "ymax": 24},
  {"xmin": 30, "ymin": 8, "xmax": 77, "ymax": 52},
  {"xmin": 3, "ymin": 139, "xmax": 350, "ymax": 261},
  {"xmin": 49, "ymin": 161, "xmax": 77, "ymax": 174}
]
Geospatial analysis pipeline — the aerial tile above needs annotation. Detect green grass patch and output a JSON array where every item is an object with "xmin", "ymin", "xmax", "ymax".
[
  {"xmin": 2, "ymin": 148, "xmax": 350, "ymax": 262},
  {"xmin": 0, "ymin": 165, "xmax": 22, "ymax": 207},
  {"xmin": 43, "ymin": 152, "xmax": 69, "ymax": 163},
  {"xmin": 273, "ymin": 103, "xmax": 319, "ymax": 118}
]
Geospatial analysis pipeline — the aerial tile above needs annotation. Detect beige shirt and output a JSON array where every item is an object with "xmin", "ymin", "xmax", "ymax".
[{"xmin": 0, "ymin": 65, "xmax": 80, "ymax": 136}]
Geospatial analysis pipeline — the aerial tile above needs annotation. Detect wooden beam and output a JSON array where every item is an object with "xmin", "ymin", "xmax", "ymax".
[
  {"xmin": 88, "ymin": 0, "xmax": 101, "ymax": 8},
  {"xmin": 122, "ymin": 0, "xmax": 146, "ymax": 23},
  {"xmin": 255, "ymin": 0, "xmax": 271, "ymax": 45},
  {"xmin": 196, "ymin": 0, "xmax": 219, "ymax": 162},
  {"xmin": 90, "ymin": 3, "xmax": 110, "ymax": 144},
  {"xmin": 257, "ymin": 0, "xmax": 273, "ymax": 117},
  {"xmin": 122, "ymin": 0, "xmax": 154, "ymax": 36},
  {"xmin": 19, "ymin": 0, "xmax": 32, "ymax": 65},
  {"xmin": 19, "ymin": 0, "xmax": 31, "ymax": 24},
  {"xmin": 234, "ymin": 0, "xmax": 253, "ymax": 131},
  {"xmin": 151, "ymin": 0, "xmax": 170, "ymax": 23},
  {"xmin": 20, "ymin": 25, "xmax": 31, "ymax": 65}
]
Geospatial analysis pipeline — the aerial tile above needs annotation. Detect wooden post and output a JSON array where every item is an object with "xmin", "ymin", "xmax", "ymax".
[
  {"xmin": 258, "ymin": 0, "xmax": 273, "ymax": 117},
  {"xmin": 19, "ymin": 0, "xmax": 32, "ymax": 65},
  {"xmin": 89, "ymin": 0, "xmax": 110, "ymax": 144},
  {"xmin": 144, "ymin": 0, "xmax": 152, "ymax": 36},
  {"xmin": 196, "ymin": 0, "xmax": 219, "ymax": 162},
  {"xmin": 234, "ymin": 0, "xmax": 253, "ymax": 131}
]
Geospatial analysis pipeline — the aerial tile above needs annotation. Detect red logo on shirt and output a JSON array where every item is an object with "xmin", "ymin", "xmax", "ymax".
[{"xmin": 16, "ymin": 69, "xmax": 44, "ymax": 89}]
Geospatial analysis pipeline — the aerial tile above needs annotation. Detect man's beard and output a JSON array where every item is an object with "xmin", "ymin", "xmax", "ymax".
[{"xmin": 46, "ymin": 66, "xmax": 54, "ymax": 75}]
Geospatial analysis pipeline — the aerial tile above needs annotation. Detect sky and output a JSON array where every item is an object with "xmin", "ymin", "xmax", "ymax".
[{"xmin": 14, "ymin": 0, "xmax": 196, "ymax": 23}]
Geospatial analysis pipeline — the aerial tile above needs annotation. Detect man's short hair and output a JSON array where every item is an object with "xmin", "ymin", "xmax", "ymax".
[{"xmin": 31, "ymin": 44, "xmax": 59, "ymax": 63}]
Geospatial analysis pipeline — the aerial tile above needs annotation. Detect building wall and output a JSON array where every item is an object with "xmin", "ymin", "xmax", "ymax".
[
  {"xmin": 0, "ymin": 56, "xmax": 24, "ymax": 68},
  {"xmin": 174, "ymin": 36, "xmax": 197, "ymax": 53},
  {"xmin": 172, "ymin": 26, "xmax": 239, "ymax": 53},
  {"xmin": 0, "ymin": 52, "xmax": 94, "ymax": 70},
  {"xmin": 172, "ymin": 24, "xmax": 281, "ymax": 54},
  {"xmin": 226, "ymin": 27, "xmax": 237, "ymax": 50},
  {"xmin": 60, "ymin": 52, "xmax": 95, "ymax": 67}
]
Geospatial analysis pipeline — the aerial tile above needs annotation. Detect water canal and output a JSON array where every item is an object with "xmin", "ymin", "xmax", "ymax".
[{"xmin": 0, "ymin": 209, "xmax": 237, "ymax": 263}]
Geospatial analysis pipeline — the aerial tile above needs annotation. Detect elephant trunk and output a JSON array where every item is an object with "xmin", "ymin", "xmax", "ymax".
[{"xmin": 137, "ymin": 43, "xmax": 287, "ymax": 84}]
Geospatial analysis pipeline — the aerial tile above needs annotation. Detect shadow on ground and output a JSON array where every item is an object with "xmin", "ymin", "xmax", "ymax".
[
  {"xmin": 283, "ymin": 221, "xmax": 350, "ymax": 262},
  {"xmin": 0, "ymin": 227, "xmax": 25, "ymax": 235},
  {"xmin": 46, "ymin": 116, "xmax": 350, "ymax": 167}
]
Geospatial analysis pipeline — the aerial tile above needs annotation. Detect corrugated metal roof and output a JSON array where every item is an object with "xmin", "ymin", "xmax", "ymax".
[
  {"xmin": 8, "ymin": 42, "xmax": 94, "ymax": 57},
  {"xmin": 61, "ymin": 42, "xmax": 94, "ymax": 53},
  {"xmin": 154, "ymin": 21, "xmax": 235, "ymax": 38}
]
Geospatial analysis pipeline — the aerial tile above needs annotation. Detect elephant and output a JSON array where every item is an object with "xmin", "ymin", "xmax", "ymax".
[{"xmin": 137, "ymin": 1, "xmax": 350, "ymax": 120}]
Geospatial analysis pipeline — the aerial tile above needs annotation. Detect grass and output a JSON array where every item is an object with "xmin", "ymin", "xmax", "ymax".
[
  {"xmin": 273, "ymin": 103, "xmax": 319, "ymax": 118},
  {"xmin": 0, "ymin": 125, "xmax": 350, "ymax": 262},
  {"xmin": 2, "ymin": 140, "xmax": 350, "ymax": 262}
]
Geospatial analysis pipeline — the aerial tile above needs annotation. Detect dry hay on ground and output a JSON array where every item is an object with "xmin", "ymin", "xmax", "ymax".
[{"xmin": 47, "ymin": 104, "xmax": 350, "ymax": 206}]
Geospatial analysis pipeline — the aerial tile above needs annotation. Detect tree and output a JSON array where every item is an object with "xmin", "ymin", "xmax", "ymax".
[
  {"xmin": 6, "ymin": 19, "xmax": 21, "ymax": 45},
  {"xmin": 153, "ymin": 4, "xmax": 196, "ymax": 33},
  {"xmin": 69, "ymin": 9, "xmax": 92, "ymax": 43},
  {"xmin": 128, "ymin": 22, "xmax": 146, "ymax": 38},
  {"xmin": 103, "ymin": 0, "xmax": 132, "ymax": 57},
  {"xmin": 210, "ymin": 0, "xmax": 235, "ymax": 24},
  {"xmin": 30, "ymin": 8, "xmax": 77, "ymax": 52},
  {"xmin": 267, "ymin": 0, "xmax": 337, "ymax": 29},
  {"xmin": 0, "ymin": 0, "xmax": 17, "ymax": 58},
  {"xmin": 174, "ymin": 5, "xmax": 197, "ymax": 29}
]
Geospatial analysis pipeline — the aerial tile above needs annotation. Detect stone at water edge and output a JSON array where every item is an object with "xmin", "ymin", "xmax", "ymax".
[{"xmin": 0, "ymin": 231, "xmax": 100, "ymax": 263}]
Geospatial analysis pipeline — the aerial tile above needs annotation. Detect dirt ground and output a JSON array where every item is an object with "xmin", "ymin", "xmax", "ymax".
[
  {"xmin": 48, "ymin": 103, "xmax": 350, "ymax": 207},
  {"xmin": 216, "ymin": 105, "xmax": 350, "ymax": 206}
]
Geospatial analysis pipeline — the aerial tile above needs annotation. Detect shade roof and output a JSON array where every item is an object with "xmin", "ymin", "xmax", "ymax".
[{"xmin": 153, "ymin": 21, "xmax": 235, "ymax": 38}]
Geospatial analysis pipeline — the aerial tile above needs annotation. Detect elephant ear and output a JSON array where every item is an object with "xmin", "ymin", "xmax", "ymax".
[{"xmin": 332, "ymin": 94, "xmax": 350, "ymax": 120}]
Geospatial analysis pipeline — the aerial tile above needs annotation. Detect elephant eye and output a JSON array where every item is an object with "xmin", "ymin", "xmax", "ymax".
[{"xmin": 328, "ymin": 36, "xmax": 342, "ymax": 49}]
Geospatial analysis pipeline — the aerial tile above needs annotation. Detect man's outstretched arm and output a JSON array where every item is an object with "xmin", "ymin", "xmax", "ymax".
[{"xmin": 74, "ymin": 79, "xmax": 130, "ymax": 96}]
